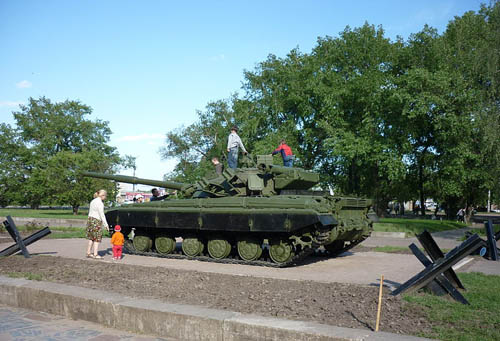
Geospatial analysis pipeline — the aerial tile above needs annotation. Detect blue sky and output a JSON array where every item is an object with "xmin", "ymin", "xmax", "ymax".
[{"xmin": 0, "ymin": 0, "xmax": 484, "ymax": 181}]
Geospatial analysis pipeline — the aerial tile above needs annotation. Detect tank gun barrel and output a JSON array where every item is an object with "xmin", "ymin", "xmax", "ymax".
[{"xmin": 81, "ymin": 171, "xmax": 186, "ymax": 191}]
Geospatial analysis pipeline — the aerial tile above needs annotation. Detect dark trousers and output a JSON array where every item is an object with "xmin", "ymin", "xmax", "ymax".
[
  {"xmin": 228, "ymin": 148, "xmax": 238, "ymax": 169},
  {"xmin": 280, "ymin": 149, "xmax": 293, "ymax": 167}
]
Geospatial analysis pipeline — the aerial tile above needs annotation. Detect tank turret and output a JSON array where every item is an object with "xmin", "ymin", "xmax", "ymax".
[{"xmin": 82, "ymin": 155, "xmax": 320, "ymax": 198}]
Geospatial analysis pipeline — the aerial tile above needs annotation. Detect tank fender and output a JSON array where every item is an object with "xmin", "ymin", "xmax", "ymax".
[
  {"xmin": 318, "ymin": 214, "xmax": 337, "ymax": 227},
  {"xmin": 105, "ymin": 210, "xmax": 118, "ymax": 226}
]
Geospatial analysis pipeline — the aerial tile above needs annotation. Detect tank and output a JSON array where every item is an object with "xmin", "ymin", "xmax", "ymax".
[{"xmin": 82, "ymin": 154, "xmax": 374, "ymax": 267}]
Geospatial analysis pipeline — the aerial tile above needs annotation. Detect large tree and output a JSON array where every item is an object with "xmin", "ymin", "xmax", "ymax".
[
  {"xmin": 160, "ymin": 2, "xmax": 500, "ymax": 217},
  {"xmin": 1, "ymin": 97, "xmax": 121, "ymax": 212},
  {"xmin": 436, "ymin": 2, "xmax": 500, "ymax": 218}
]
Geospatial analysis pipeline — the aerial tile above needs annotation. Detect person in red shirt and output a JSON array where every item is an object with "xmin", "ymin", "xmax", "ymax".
[{"xmin": 272, "ymin": 139, "xmax": 294, "ymax": 167}]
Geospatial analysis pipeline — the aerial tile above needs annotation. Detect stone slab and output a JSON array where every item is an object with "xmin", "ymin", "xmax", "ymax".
[{"xmin": 0, "ymin": 304, "xmax": 170, "ymax": 340}]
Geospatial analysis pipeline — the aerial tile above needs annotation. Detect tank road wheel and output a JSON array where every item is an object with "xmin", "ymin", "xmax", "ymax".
[
  {"xmin": 182, "ymin": 236, "xmax": 204, "ymax": 257},
  {"xmin": 237, "ymin": 238, "xmax": 263, "ymax": 261},
  {"xmin": 269, "ymin": 239, "xmax": 294, "ymax": 264},
  {"xmin": 133, "ymin": 233, "xmax": 153, "ymax": 252},
  {"xmin": 155, "ymin": 235, "xmax": 176, "ymax": 254},
  {"xmin": 207, "ymin": 237, "xmax": 231, "ymax": 259}
]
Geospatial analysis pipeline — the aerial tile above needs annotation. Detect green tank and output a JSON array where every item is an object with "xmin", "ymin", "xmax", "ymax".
[{"xmin": 82, "ymin": 155, "xmax": 374, "ymax": 267}]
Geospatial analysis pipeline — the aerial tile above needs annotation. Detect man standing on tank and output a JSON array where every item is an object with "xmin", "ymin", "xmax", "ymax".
[
  {"xmin": 272, "ymin": 139, "xmax": 294, "ymax": 167},
  {"xmin": 227, "ymin": 126, "xmax": 247, "ymax": 169}
]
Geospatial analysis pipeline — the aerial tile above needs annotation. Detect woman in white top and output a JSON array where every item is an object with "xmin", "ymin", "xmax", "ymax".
[{"xmin": 86, "ymin": 189, "xmax": 109, "ymax": 259}]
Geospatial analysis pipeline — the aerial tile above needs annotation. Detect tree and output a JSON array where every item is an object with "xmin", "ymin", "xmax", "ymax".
[
  {"xmin": 160, "ymin": 3, "xmax": 500, "ymax": 220},
  {"xmin": 122, "ymin": 154, "xmax": 137, "ymax": 191},
  {"xmin": 45, "ymin": 151, "xmax": 120, "ymax": 214},
  {"xmin": 435, "ymin": 2, "xmax": 500, "ymax": 219},
  {"xmin": 243, "ymin": 24, "xmax": 408, "ymax": 214},
  {"xmin": 0, "ymin": 97, "xmax": 121, "ymax": 212},
  {"xmin": 0, "ymin": 123, "xmax": 27, "ymax": 207}
]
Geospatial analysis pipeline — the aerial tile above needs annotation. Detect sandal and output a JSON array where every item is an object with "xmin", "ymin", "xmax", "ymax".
[
  {"xmin": 93, "ymin": 255, "xmax": 103, "ymax": 259},
  {"xmin": 86, "ymin": 253, "xmax": 93, "ymax": 258}
]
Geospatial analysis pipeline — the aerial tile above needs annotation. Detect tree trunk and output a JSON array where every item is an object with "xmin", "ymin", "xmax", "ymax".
[{"xmin": 374, "ymin": 199, "xmax": 389, "ymax": 217}]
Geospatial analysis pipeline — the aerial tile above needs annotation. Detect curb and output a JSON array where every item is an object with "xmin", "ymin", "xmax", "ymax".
[
  {"xmin": 371, "ymin": 231, "xmax": 407, "ymax": 239},
  {"xmin": 0, "ymin": 216, "xmax": 86, "ymax": 228},
  {"xmin": 0, "ymin": 276, "xmax": 429, "ymax": 341}
]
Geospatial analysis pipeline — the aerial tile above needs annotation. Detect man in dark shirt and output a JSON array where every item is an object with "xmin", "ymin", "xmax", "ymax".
[
  {"xmin": 211, "ymin": 157, "xmax": 223, "ymax": 175},
  {"xmin": 272, "ymin": 139, "xmax": 294, "ymax": 167},
  {"xmin": 150, "ymin": 188, "xmax": 170, "ymax": 201}
]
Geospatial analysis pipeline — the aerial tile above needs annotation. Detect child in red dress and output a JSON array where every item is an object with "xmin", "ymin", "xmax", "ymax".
[{"xmin": 111, "ymin": 225, "xmax": 124, "ymax": 260}]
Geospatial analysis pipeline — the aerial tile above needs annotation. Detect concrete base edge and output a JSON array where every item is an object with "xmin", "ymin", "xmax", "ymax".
[
  {"xmin": 0, "ymin": 216, "xmax": 86, "ymax": 228},
  {"xmin": 0, "ymin": 276, "xmax": 428, "ymax": 341},
  {"xmin": 371, "ymin": 231, "xmax": 407, "ymax": 239}
]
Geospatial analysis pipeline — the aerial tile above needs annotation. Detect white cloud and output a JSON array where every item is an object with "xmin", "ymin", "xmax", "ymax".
[
  {"xmin": 115, "ymin": 133, "xmax": 165, "ymax": 142},
  {"xmin": 0, "ymin": 101, "xmax": 24, "ymax": 107},
  {"xmin": 210, "ymin": 54, "xmax": 226, "ymax": 62},
  {"xmin": 16, "ymin": 80, "xmax": 32, "ymax": 88}
]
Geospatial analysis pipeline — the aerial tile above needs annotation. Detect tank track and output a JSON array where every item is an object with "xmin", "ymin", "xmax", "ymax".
[{"xmin": 123, "ymin": 230, "xmax": 330, "ymax": 268}]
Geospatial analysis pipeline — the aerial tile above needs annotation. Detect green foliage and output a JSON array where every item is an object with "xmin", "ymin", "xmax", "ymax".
[
  {"xmin": 374, "ymin": 218, "xmax": 466, "ymax": 235},
  {"xmin": 404, "ymin": 272, "xmax": 500, "ymax": 340},
  {"xmin": 0, "ymin": 97, "xmax": 121, "ymax": 212}
]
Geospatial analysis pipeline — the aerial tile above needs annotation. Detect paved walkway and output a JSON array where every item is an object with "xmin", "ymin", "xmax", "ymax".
[
  {"xmin": 362, "ymin": 228, "xmax": 474, "ymax": 249},
  {"xmin": 0, "ymin": 304, "xmax": 173, "ymax": 341},
  {"xmin": 2, "ymin": 235, "xmax": 499, "ymax": 290}
]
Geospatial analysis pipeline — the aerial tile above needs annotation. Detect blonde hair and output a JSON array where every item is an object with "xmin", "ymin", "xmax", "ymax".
[{"xmin": 93, "ymin": 189, "xmax": 107, "ymax": 198}]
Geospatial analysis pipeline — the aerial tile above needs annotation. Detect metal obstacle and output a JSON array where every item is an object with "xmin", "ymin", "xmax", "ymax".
[
  {"xmin": 392, "ymin": 231, "xmax": 486, "ymax": 304},
  {"xmin": 464, "ymin": 219, "xmax": 499, "ymax": 260},
  {"xmin": 0, "ymin": 216, "xmax": 51, "ymax": 257},
  {"xmin": 484, "ymin": 219, "xmax": 499, "ymax": 261}
]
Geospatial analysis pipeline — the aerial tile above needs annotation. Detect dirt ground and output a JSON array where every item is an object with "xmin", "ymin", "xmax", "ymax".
[{"xmin": 0, "ymin": 255, "xmax": 432, "ymax": 336}]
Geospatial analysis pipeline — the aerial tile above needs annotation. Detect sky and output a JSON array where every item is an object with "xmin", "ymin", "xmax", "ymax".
[{"xmin": 0, "ymin": 0, "xmax": 485, "ymax": 182}]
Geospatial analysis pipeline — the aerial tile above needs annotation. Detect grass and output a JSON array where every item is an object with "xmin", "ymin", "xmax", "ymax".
[
  {"xmin": 372, "ymin": 245, "xmax": 450, "ymax": 254},
  {"xmin": 0, "ymin": 208, "xmax": 88, "ymax": 219},
  {"xmin": 373, "ymin": 246, "xmax": 411, "ymax": 253},
  {"xmin": 474, "ymin": 224, "xmax": 500, "ymax": 237},
  {"xmin": 7, "ymin": 272, "xmax": 43, "ymax": 281},
  {"xmin": 374, "ymin": 218, "xmax": 466, "ymax": 236},
  {"xmin": 458, "ymin": 224, "xmax": 500, "ymax": 241},
  {"xmin": 404, "ymin": 272, "xmax": 500, "ymax": 341}
]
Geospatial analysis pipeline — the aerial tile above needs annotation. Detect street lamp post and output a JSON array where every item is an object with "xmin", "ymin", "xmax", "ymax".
[{"xmin": 487, "ymin": 190, "xmax": 491, "ymax": 213}]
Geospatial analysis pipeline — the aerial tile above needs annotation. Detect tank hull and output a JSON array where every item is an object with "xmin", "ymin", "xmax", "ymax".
[{"xmin": 105, "ymin": 195, "xmax": 373, "ymax": 266}]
